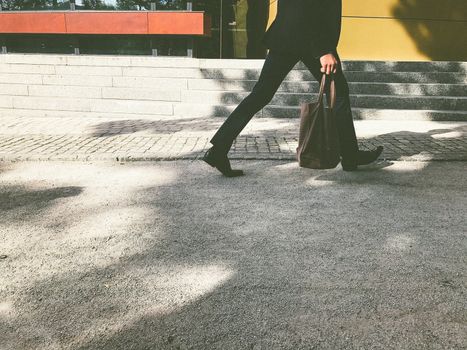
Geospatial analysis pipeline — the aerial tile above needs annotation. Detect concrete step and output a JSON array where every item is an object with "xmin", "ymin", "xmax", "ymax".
[
  {"xmin": 0, "ymin": 73, "xmax": 44, "ymax": 85},
  {"xmin": 1, "ymin": 95, "xmax": 174, "ymax": 115},
  {"xmin": 26, "ymin": 84, "xmax": 467, "ymax": 107},
  {"xmin": 348, "ymin": 94, "xmax": 467, "ymax": 111},
  {"xmin": 0, "ymin": 53, "xmax": 465, "ymax": 122},
  {"xmin": 0, "ymin": 104, "xmax": 464, "ymax": 122},
  {"xmin": 338, "ymin": 61, "xmax": 467, "ymax": 73},
  {"xmin": 261, "ymin": 106, "xmax": 467, "ymax": 121},
  {"xmin": 120, "ymin": 66, "xmax": 467, "ymax": 83},
  {"xmin": 340, "ymin": 71, "xmax": 467, "ymax": 84},
  {"xmin": 3, "ymin": 90, "xmax": 464, "ymax": 115},
  {"xmin": 179, "ymin": 90, "xmax": 466, "ymax": 111},
  {"xmin": 0, "ymin": 107, "xmax": 175, "ymax": 120},
  {"xmin": 188, "ymin": 79, "xmax": 467, "ymax": 97},
  {"xmin": 1, "ymin": 62, "xmax": 466, "ymax": 84},
  {"xmin": 0, "ymin": 73, "xmax": 467, "ymax": 97},
  {"xmin": 2, "ymin": 53, "xmax": 466, "ymax": 72},
  {"xmin": 171, "ymin": 103, "xmax": 465, "ymax": 121},
  {"xmin": 209, "ymin": 59, "xmax": 467, "ymax": 73}
]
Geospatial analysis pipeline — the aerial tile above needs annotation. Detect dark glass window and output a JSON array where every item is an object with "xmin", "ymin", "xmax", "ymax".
[
  {"xmin": 3, "ymin": 34, "xmax": 74, "ymax": 54},
  {"xmin": 0, "ymin": 0, "xmax": 273, "ymax": 59},
  {"xmin": 194, "ymin": 0, "xmax": 270, "ymax": 59},
  {"xmin": 0, "ymin": 34, "xmax": 192, "ymax": 56},
  {"xmin": 151, "ymin": 36, "xmax": 188, "ymax": 56},
  {"xmin": 78, "ymin": 35, "xmax": 151, "ymax": 55}
]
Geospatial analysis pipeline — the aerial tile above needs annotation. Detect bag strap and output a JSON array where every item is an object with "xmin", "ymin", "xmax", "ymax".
[{"xmin": 317, "ymin": 73, "xmax": 336, "ymax": 110}]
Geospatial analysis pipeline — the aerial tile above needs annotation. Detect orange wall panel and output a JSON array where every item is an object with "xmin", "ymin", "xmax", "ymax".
[
  {"xmin": 0, "ymin": 13, "xmax": 66, "ymax": 33},
  {"xmin": 65, "ymin": 12, "xmax": 148, "ymax": 34},
  {"xmin": 0, "ymin": 12, "xmax": 211, "ymax": 36},
  {"xmin": 148, "ymin": 12, "xmax": 206, "ymax": 35}
]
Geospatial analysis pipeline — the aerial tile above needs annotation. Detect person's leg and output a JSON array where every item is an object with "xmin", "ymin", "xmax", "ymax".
[
  {"xmin": 209, "ymin": 48, "xmax": 300, "ymax": 153},
  {"xmin": 299, "ymin": 50, "xmax": 359, "ymax": 162}
]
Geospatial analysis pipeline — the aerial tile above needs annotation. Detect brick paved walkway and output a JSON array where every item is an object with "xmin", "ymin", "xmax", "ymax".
[{"xmin": 0, "ymin": 116, "xmax": 466, "ymax": 161}]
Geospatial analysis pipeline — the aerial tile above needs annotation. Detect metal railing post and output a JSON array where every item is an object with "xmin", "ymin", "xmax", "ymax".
[
  {"xmin": 220, "ymin": 0, "xmax": 223, "ymax": 58},
  {"xmin": 187, "ymin": 1, "xmax": 193, "ymax": 57},
  {"xmin": 0, "ymin": 34, "xmax": 6, "ymax": 54},
  {"xmin": 151, "ymin": 37, "xmax": 158, "ymax": 56},
  {"xmin": 187, "ymin": 38, "xmax": 193, "ymax": 57}
]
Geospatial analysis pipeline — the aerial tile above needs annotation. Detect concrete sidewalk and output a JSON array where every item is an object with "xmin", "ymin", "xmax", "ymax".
[
  {"xmin": 1, "ymin": 160, "xmax": 466, "ymax": 349},
  {"xmin": 0, "ymin": 116, "xmax": 466, "ymax": 162}
]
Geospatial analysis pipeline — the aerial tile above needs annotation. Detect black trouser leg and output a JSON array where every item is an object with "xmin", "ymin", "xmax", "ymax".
[
  {"xmin": 209, "ymin": 49, "xmax": 300, "ymax": 151},
  {"xmin": 300, "ymin": 50, "xmax": 359, "ymax": 161}
]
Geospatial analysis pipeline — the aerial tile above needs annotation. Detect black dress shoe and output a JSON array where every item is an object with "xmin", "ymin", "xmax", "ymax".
[
  {"xmin": 202, "ymin": 146, "xmax": 244, "ymax": 177},
  {"xmin": 341, "ymin": 146, "xmax": 384, "ymax": 171}
]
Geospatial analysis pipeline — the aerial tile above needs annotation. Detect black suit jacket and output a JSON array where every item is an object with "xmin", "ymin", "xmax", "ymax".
[{"xmin": 261, "ymin": 0, "xmax": 342, "ymax": 58}]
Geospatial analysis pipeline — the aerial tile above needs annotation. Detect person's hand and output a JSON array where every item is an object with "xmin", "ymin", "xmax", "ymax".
[{"xmin": 320, "ymin": 53, "xmax": 338, "ymax": 75}]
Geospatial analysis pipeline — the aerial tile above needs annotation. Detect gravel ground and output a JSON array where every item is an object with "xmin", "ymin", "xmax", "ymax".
[{"xmin": 0, "ymin": 160, "xmax": 466, "ymax": 350}]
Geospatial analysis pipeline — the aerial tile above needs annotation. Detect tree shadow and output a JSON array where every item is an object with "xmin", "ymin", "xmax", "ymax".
[
  {"xmin": 356, "ymin": 124, "xmax": 467, "ymax": 161},
  {"xmin": 0, "ymin": 185, "xmax": 83, "ymax": 218},
  {"xmin": 87, "ymin": 117, "xmax": 226, "ymax": 137},
  {"xmin": 84, "ymin": 115, "xmax": 466, "ymax": 164},
  {"xmin": 85, "ymin": 63, "xmax": 305, "ymax": 138},
  {"xmin": 391, "ymin": 0, "xmax": 467, "ymax": 61},
  {"xmin": 87, "ymin": 56, "xmax": 465, "ymax": 142},
  {"xmin": 1, "ymin": 159, "xmax": 466, "ymax": 349},
  {"xmin": 85, "ymin": 60, "xmax": 315, "ymax": 139}
]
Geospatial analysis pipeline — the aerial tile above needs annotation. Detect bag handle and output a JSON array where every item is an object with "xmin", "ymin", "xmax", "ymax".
[{"xmin": 317, "ymin": 73, "xmax": 336, "ymax": 110}]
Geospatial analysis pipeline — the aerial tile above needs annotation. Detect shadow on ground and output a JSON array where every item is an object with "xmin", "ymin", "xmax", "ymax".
[
  {"xmin": 0, "ymin": 186, "xmax": 82, "ymax": 213},
  {"xmin": 86, "ymin": 117, "xmax": 467, "ymax": 161},
  {"xmin": 0, "ymin": 158, "xmax": 466, "ymax": 349}
]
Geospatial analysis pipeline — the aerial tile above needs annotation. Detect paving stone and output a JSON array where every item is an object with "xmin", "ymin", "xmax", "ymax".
[{"xmin": 0, "ymin": 116, "xmax": 466, "ymax": 161}]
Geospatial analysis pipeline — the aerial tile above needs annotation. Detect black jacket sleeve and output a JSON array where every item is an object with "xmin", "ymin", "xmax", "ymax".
[{"xmin": 310, "ymin": 0, "xmax": 342, "ymax": 58}]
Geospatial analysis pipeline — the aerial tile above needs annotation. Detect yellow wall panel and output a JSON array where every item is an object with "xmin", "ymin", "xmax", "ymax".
[
  {"xmin": 267, "ymin": 0, "xmax": 277, "ymax": 28},
  {"xmin": 338, "ymin": 17, "xmax": 467, "ymax": 61},
  {"xmin": 265, "ymin": 0, "xmax": 467, "ymax": 60},
  {"xmin": 343, "ymin": 0, "xmax": 467, "ymax": 21}
]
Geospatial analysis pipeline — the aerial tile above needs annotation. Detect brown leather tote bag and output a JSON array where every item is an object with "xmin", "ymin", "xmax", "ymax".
[{"xmin": 296, "ymin": 73, "xmax": 341, "ymax": 169}]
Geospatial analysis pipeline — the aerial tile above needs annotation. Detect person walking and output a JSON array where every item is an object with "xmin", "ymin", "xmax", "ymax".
[{"xmin": 203, "ymin": 0, "xmax": 383, "ymax": 177}]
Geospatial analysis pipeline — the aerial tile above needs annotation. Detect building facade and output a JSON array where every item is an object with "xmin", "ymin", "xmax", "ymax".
[{"xmin": 0, "ymin": 0, "xmax": 466, "ymax": 61}]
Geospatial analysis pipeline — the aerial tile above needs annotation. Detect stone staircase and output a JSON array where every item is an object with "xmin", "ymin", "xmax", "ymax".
[{"xmin": 0, "ymin": 53, "xmax": 465, "ymax": 121}]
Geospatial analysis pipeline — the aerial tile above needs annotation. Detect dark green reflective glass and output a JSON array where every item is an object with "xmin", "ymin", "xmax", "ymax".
[
  {"xmin": 78, "ymin": 35, "xmax": 151, "ymax": 55},
  {"xmin": 194, "ymin": 0, "xmax": 270, "ymax": 59},
  {"xmin": 3, "ymin": 34, "xmax": 74, "ymax": 53},
  {"xmin": 0, "ymin": 0, "xmax": 272, "ymax": 59}
]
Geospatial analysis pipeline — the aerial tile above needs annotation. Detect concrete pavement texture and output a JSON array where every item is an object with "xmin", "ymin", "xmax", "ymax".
[
  {"xmin": 0, "ymin": 160, "xmax": 466, "ymax": 349},
  {"xmin": 0, "ymin": 116, "xmax": 466, "ymax": 161}
]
